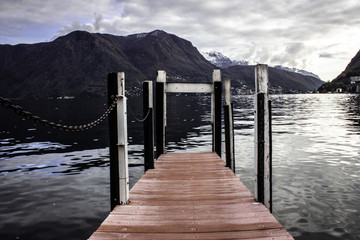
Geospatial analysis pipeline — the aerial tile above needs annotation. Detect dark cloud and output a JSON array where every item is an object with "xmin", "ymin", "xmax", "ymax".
[
  {"xmin": 320, "ymin": 53, "xmax": 336, "ymax": 58},
  {"xmin": 320, "ymin": 51, "xmax": 349, "ymax": 59},
  {"xmin": 1, "ymin": 0, "xmax": 359, "ymax": 79}
]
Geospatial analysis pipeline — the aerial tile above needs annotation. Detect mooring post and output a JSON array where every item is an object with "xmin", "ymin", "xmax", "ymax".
[
  {"xmin": 254, "ymin": 64, "xmax": 272, "ymax": 212},
  {"xmin": 108, "ymin": 73, "xmax": 119, "ymax": 210},
  {"xmin": 156, "ymin": 70, "xmax": 166, "ymax": 158},
  {"xmin": 143, "ymin": 80, "xmax": 154, "ymax": 171},
  {"xmin": 108, "ymin": 72, "xmax": 129, "ymax": 210},
  {"xmin": 224, "ymin": 78, "xmax": 235, "ymax": 172},
  {"xmin": 212, "ymin": 70, "xmax": 222, "ymax": 157}
]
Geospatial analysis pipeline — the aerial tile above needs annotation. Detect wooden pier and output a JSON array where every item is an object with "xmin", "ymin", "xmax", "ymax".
[
  {"xmin": 90, "ymin": 66, "xmax": 294, "ymax": 239},
  {"xmin": 89, "ymin": 152, "xmax": 293, "ymax": 239}
]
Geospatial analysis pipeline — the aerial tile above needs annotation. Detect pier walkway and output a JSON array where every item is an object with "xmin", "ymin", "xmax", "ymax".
[{"xmin": 89, "ymin": 152, "xmax": 293, "ymax": 239}]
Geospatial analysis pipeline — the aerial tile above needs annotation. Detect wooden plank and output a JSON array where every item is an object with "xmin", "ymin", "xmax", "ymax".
[
  {"xmin": 96, "ymin": 217, "xmax": 283, "ymax": 233},
  {"xmin": 110, "ymin": 204, "xmax": 269, "ymax": 217},
  {"xmin": 110, "ymin": 203, "xmax": 268, "ymax": 214},
  {"xmin": 90, "ymin": 229, "xmax": 292, "ymax": 240},
  {"xmin": 166, "ymin": 83, "xmax": 213, "ymax": 93},
  {"xmin": 107, "ymin": 210, "xmax": 273, "ymax": 222},
  {"xmin": 89, "ymin": 152, "xmax": 293, "ymax": 240}
]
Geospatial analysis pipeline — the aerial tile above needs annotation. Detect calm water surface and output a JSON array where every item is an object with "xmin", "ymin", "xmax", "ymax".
[{"xmin": 0, "ymin": 94, "xmax": 359, "ymax": 240}]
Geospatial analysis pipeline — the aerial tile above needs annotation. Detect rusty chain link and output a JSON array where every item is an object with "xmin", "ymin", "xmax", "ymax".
[{"xmin": 0, "ymin": 96, "xmax": 119, "ymax": 131}]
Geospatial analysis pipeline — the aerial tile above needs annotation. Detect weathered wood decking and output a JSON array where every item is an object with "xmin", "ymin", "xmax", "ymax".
[{"xmin": 89, "ymin": 152, "xmax": 293, "ymax": 239}]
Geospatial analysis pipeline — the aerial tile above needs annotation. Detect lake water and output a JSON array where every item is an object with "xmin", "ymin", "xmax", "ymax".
[{"xmin": 0, "ymin": 94, "xmax": 359, "ymax": 240}]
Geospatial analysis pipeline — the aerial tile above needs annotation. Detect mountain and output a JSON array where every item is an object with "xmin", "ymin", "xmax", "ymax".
[
  {"xmin": 0, "ymin": 30, "xmax": 323, "ymax": 99},
  {"xmin": 0, "ymin": 31, "xmax": 144, "ymax": 99},
  {"xmin": 202, "ymin": 51, "xmax": 322, "ymax": 93},
  {"xmin": 0, "ymin": 30, "xmax": 214, "ymax": 99},
  {"xmin": 274, "ymin": 65, "xmax": 320, "ymax": 79},
  {"xmin": 202, "ymin": 51, "xmax": 248, "ymax": 69},
  {"xmin": 223, "ymin": 65, "xmax": 323, "ymax": 94},
  {"xmin": 202, "ymin": 50, "xmax": 321, "ymax": 80},
  {"xmin": 318, "ymin": 49, "xmax": 360, "ymax": 92}
]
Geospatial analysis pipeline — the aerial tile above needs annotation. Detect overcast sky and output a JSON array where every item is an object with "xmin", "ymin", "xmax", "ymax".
[{"xmin": 1, "ymin": 0, "xmax": 359, "ymax": 81}]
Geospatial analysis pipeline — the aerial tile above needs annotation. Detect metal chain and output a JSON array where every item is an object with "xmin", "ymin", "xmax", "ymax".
[
  {"xmin": 0, "ymin": 96, "xmax": 119, "ymax": 131},
  {"xmin": 127, "ymin": 105, "xmax": 151, "ymax": 123}
]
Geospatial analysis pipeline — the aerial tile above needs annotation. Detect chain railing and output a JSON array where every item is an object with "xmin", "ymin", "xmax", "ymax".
[
  {"xmin": 0, "ymin": 96, "xmax": 119, "ymax": 131},
  {"xmin": 127, "ymin": 106, "xmax": 151, "ymax": 123}
]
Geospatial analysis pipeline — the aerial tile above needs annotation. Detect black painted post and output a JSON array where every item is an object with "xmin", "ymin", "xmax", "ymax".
[
  {"xmin": 143, "ymin": 81, "xmax": 154, "ymax": 171},
  {"xmin": 212, "ymin": 70, "xmax": 222, "ymax": 157},
  {"xmin": 254, "ymin": 64, "xmax": 272, "ymax": 212},
  {"xmin": 108, "ymin": 72, "xmax": 120, "ymax": 210},
  {"xmin": 214, "ymin": 81, "xmax": 222, "ymax": 157},
  {"xmin": 231, "ymin": 103, "xmax": 235, "ymax": 170},
  {"xmin": 224, "ymin": 105, "xmax": 231, "ymax": 165},
  {"xmin": 156, "ymin": 71, "xmax": 166, "ymax": 158},
  {"xmin": 256, "ymin": 93, "xmax": 265, "ymax": 204},
  {"xmin": 268, "ymin": 99, "xmax": 273, "ymax": 213},
  {"xmin": 224, "ymin": 78, "xmax": 235, "ymax": 172},
  {"xmin": 224, "ymin": 104, "xmax": 235, "ymax": 172}
]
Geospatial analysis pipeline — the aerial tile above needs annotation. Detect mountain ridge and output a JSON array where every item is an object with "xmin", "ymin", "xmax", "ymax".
[
  {"xmin": 202, "ymin": 51, "xmax": 249, "ymax": 69},
  {"xmin": 0, "ymin": 30, "xmax": 323, "ymax": 99},
  {"xmin": 318, "ymin": 49, "xmax": 360, "ymax": 92},
  {"xmin": 202, "ymin": 50, "xmax": 320, "ymax": 80}
]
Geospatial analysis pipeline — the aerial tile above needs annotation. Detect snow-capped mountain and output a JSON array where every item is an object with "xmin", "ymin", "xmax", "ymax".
[
  {"xmin": 131, "ymin": 29, "xmax": 166, "ymax": 39},
  {"xmin": 274, "ymin": 65, "xmax": 320, "ymax": 79},
  {"xmin": 202, "ymin": 51, "xmax": 320, "ymax": 80},
  {"xmin": 202, "ymin": 51, "xmax": 248, "ymax": 69}
]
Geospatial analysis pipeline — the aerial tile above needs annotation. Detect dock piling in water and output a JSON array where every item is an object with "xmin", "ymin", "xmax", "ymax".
[
  {"xmin": 224, "ymin": 77, "xmax": 235, "ymax": 172},
  {"xmin": 156, "ymin": 70, "xmax": 166, "ymax": 158},
  {"xmin": 108, "ymin": 72, "xmax": 129, "ymax": 210},
  {"xmin": 254, "ymin": 64, "xmax": 272, "ymax": 212},
  {"xmin": 212, "ymin": 70, "xmax": 222, "ymax": 157},
  {"xmin": 143, "ymin": 81, "xmax": 154, "ymax": 172}
]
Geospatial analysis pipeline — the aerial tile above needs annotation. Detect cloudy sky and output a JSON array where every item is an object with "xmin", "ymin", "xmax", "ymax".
[{"xmin": 1, "ymin": 0, "xmax": 359, "ymax": 81}]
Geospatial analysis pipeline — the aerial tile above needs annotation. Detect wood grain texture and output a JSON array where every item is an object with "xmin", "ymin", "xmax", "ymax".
[{"xmin": 89, "ymin": 152, "xmax": 293, "ymax": 240}]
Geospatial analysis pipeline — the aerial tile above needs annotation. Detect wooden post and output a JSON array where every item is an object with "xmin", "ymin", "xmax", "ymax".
[
  {"xmin": 224, "ymin": 78, "xmax": 235, "ymax": 172},
  {"xmin": 156, "ymin": 70, "xmax": 166, "ymax": 158},
  {"xmin": 108, "ymin": 73, "xmax": 119, "ymax": 210},
  {"xmin": 268, "ymin": 99, "xmax": 273, "ymax": 213},
  {"xmin": 143, "ymin": 81, "xmax": 154, "ymax": 171},
  {"xmin": 212, "ymin": 70, "xmax": 222, "ymax": 157},
  {"xmin": 108, "ymin": 72, "xmax": 129, "ymax": 210},
  {"xmin": 254, "ymin": 64, "xmax": 272, "ymax": 212}
]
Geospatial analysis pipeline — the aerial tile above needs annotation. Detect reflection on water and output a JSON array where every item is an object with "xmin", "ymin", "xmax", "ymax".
[
  {"xmin": 0, "ymin": 141, "xmax": 71, "ymax": 158},
  {"xmin": 166, "ymin": 93, "xmax": 213, "ymax": 153},
  {"xmin": 269, "ymin": 94, "xmax": 360, "ymax": 240},
  {"xmin": 0, "ymin": 94, "xmax": 360, "ymax": 240}
]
